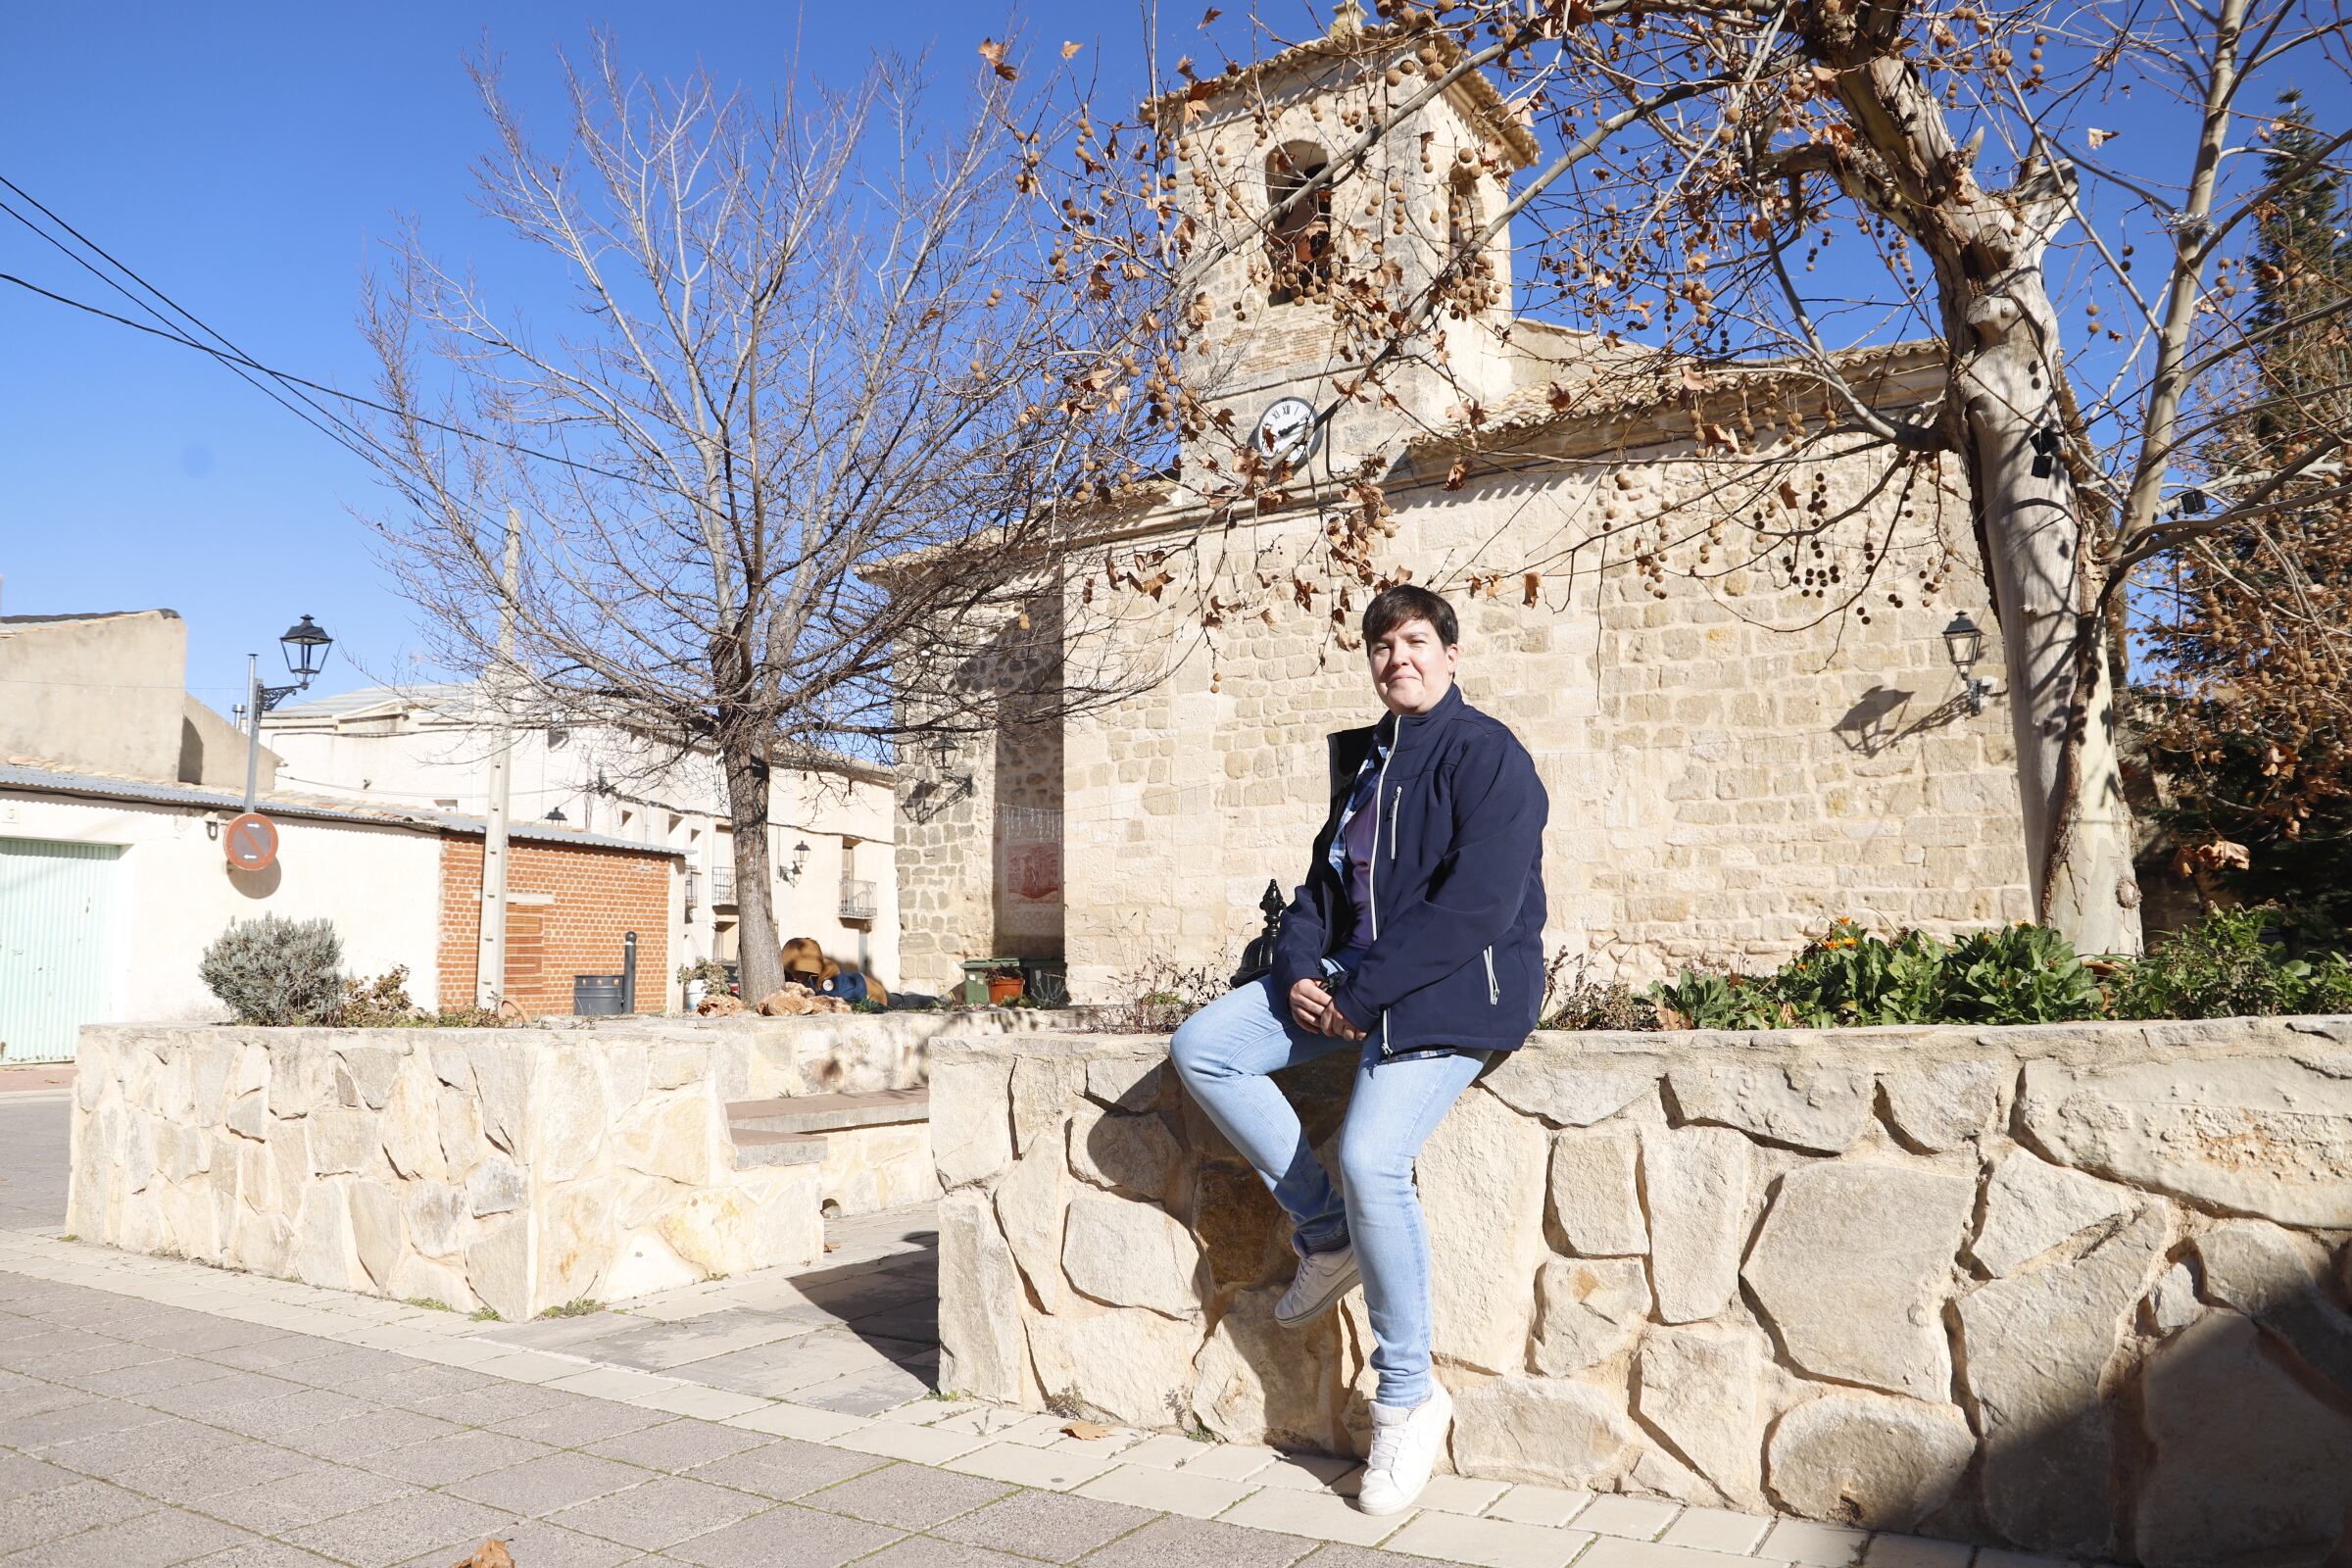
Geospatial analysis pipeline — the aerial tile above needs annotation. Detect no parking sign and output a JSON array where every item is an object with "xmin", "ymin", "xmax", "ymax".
[{"xmin": 223, "ymin": 811, "xmax": 279, "ymax": 872}]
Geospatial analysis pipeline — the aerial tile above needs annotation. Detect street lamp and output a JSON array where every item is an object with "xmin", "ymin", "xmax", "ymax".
[
  {"xmin": 279, "ymin": 615, "xmax": 332, "ymax": 683},
  {"xmin": 781, "ymin": 840, "xmax": 811, "ymax": 883},
  {"xmin": 1941, "ymin": 612, "xmax": 1991, "ymax": 715},
  {"xmin": 243, "ymin": 614, "xmax": 334, "ymax": 810}
]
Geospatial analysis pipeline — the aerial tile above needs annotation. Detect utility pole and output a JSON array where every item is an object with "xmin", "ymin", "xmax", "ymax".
[
  {"xmin": 242, "ymin": 654, "xmax": 264, "ymax": 811},
  {"xmin": 475, "ymin": 510, "xmax": 520, "ymax": 1009}
]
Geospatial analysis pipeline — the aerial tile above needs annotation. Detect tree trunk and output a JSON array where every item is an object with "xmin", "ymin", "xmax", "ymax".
[
  {"xmin": 1811, "ymin": 8, "xmax": 2145, "ymax": 955},
  {"xmin": 1947, "ymin": 174, "xmax": 2145, "ymax": 956},
  {"xmin": 722, "ymin": 736, "xmax": 785, "ymax": 1001}
]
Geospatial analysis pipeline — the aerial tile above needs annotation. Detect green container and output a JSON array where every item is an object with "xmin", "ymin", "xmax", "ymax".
[{"xmin": 958, "ymin": 958, "xmax": 1017, "ymax": 1005}]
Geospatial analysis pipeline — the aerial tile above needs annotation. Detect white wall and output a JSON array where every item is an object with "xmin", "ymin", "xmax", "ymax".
[
  {"xmin": 267, "ymin": 708, "xmax": 903, "ymax": 991},
  {"xmin": 0, "ymin": 791, "xmax": 444, "ymax": 1022}
]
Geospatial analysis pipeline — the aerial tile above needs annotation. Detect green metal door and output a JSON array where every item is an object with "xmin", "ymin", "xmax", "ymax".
[{"xmin": 0, "ymin": 838, "xmax": 122, "ymax": 1063}]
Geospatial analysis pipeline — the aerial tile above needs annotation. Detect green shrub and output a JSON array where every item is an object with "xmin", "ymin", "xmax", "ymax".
[
  {"xmin": 1774, "ymin": 920, "xmax": 1947, "ymax": 1027},
  {"xmin": 200, "ymin": 915, "xmax": 345, "ymax": 1026},
  {"xmin": 1647, "ymin": 968, "xmax": 1788, "ymax": 1030},
  {"xmin": 1933, "ymin": 923, "xmax": 2106, "ymax": 1024},
  {"xmin": 1649, "ymin": 918, "xmax": 2104, "ymax": 1030},
  {"xmin": 2302, "ymin": 952, "xmax": 2352, "ymax": 1013},
  {"xmin": 2109, "ymin": 906, "xmax": 2344, "ymax": 1019}
]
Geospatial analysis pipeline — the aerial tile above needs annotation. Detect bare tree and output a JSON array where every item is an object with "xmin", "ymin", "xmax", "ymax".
[
  {"xmin": 1042, "ymin": 0, "xmax": 2352, "ymax": 955},
  {"xmin": 361, "ymin": 36, "xmax": 1160, "ymax": 999}
]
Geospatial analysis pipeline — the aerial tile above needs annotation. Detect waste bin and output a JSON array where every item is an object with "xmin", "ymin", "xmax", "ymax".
[
  {"xmin": 1020, "ymin": 958, "xmax": 1069, "ymax": 1006},
  {"xmin": 958, "ymin": 958, "xmax": 1018, "ymax": 1005},
  {"xmin": 573, "ymin": 975, "xmax": 627, "ymax": 1015}
]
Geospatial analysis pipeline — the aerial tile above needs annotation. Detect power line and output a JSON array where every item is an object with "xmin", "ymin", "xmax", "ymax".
[
  {"xmin": 0, "ymin": 175, "xmax": 659, "ymax": 493},
  {"xmin": 0, "ymin": 268, "xmax": 658, "ymax": 494},
  {"xmin": 0, "ymin": 199, "xmax": 402, "ymax": 481}
]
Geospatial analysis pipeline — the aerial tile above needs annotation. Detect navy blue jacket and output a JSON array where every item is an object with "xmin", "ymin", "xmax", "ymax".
[{"xmin": 1270, "ymin": 684, "xmax": 1548, "ymax": 1054}]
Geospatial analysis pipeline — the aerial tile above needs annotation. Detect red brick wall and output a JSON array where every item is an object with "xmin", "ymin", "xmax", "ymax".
[{"xmin": 439, "ymin": 834, "xmax": 673, "ymax": 1015}]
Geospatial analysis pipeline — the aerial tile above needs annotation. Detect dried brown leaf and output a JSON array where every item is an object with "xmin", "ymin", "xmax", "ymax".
[
  {"xmin": 1062, "ymin": 1419, "xmax": 1116, "ymax": 1440},
  {"xmin": 452, "ymin": 1541, "xmax": 514, "ymax": 1568}
]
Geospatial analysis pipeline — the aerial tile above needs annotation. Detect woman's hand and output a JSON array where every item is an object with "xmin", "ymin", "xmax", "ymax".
[
  {"xmin": 1289, "ymin": 978, "xmax": 1330, "ymax": 1032},
  {"xmin": 1290, "ymin": 978, "xmax": 1366, "ymax": 1042}
]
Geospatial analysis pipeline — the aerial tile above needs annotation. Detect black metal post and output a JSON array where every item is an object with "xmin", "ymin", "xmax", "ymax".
[
  {"xmin": 622, "ymin": 932, "xmax": 638, "ymax": 1013},
  {"xmin": 1232, "ymin": 880, "xmax": 1288, "ymax": 987}
]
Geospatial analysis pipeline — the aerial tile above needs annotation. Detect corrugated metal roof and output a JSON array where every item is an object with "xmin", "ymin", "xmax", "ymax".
[
  {"xmin": 264, "ymin": 682, "xmax": 482, "ymax": 721},
  {"xmin": 0, "ymin": 763, "xmax": 681, "ymax": 858}
]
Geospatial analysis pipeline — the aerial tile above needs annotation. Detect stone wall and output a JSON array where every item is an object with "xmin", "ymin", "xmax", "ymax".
[
  {"xmin": 65, "ymin": 1012, "xmax": 1032, "ymax": 1317},
  {"xmin": 1032, "ymin": 433, "xmax": 2030, "ymax": 1004},
  {"xmin": 933, "ymin": 1018, "xmax": 2352, "ymax": 1568},
  {"xmin": 896, "ymin": 592, "xmax": 1069, "ymax": 995}
]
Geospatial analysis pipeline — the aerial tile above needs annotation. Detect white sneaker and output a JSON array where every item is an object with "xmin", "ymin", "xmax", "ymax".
[
  {"xmin": 1355, "ymin": 1383, "xmax": 1451, "ymax": 1515},
  {"xmin": 1274, "ymin": 1242, "xmax": 1359, "ymax": 1328}
]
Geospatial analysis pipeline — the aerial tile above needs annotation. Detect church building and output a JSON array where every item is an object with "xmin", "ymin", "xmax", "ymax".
[{"xmin": 894, "ymin": 8, "xmax": 2032, "ymax": 1004}]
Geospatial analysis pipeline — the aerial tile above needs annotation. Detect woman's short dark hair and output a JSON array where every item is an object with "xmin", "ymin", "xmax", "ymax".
[{"xmin": 1362, "ymin": 584, "xmax": 1458, "ymax": 648}]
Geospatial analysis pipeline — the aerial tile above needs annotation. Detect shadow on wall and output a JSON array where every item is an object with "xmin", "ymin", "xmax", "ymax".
[{"xmin": 1047, "ymin": 1045, "xmax": 2352, "ymax": 1568}]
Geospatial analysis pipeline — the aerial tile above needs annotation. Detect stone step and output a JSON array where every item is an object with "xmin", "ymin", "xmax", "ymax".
[
  {"xmin": 727, "ymin": 1129, "xmax": 827, "ymax": 1169},
  {"xmin": 724, "ymin": 1088, "xmax": 930, "ymax": 1137}
]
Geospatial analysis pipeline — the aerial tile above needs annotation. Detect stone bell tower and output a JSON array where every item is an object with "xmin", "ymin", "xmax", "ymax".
[{"xmin": 1152, "ymin": 2, "xmax": 1539, "ymax": 484}]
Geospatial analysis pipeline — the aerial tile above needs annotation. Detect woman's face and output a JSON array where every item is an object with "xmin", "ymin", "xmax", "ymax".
[{"xmin": 1367, "ymin": 616, "xmax": 1459, "ymax": 716}]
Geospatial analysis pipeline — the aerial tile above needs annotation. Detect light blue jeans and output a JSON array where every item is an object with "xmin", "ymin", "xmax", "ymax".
[{"xmin": 1169, "ymin": 965, "xmax": 1490, "ymax": 1408}]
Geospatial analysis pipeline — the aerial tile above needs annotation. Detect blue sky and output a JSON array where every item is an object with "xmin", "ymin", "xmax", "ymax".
[
  {"xmin": 0, "ymin": 4, "xmax": 2305, "ymax": 710},
  {"xmin": 0, "ymin": 2, "xmax": 1130, "ymax": 710}
]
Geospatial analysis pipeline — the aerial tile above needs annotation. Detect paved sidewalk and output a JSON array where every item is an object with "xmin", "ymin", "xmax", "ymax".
[{"xmin": 0, "ymin": 1110, "xmax": 2049, "ymax": 1568}]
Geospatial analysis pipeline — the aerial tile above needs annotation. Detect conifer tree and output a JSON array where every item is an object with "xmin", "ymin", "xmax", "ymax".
[{"xmin": 2145, "ymin": 93, "xmax": 2352, "ymax": 938}]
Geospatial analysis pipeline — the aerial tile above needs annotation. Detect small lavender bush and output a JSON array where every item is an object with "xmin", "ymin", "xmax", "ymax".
[{"xmin": 199, "ymin": 914, "xmax": 345, "ymax": 1026}]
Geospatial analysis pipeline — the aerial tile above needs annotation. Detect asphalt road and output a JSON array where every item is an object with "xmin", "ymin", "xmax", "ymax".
[{"xmin": 0, "ymin": 1094, "xmax": 71, "ymax": 1232}]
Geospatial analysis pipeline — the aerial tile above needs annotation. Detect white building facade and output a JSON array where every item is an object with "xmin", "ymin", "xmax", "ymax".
[{"xmin": 261, "ymin": 686, "xmax": 902, "ymax": 988}]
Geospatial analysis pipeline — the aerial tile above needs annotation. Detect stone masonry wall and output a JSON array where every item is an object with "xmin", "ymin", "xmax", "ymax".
[
  {"xmin": 63, "ymin": 1012, "xmax": 1029, "ymax": 1317},
  {"xmin": 933, "ymin": 1018, "xmax": 2352, "ymax": 1568},
  {"xmin": 1045, "ymin": 436, "xmax": 2029, "ymax": 1004},
  {"xmin": 896, "ymin": 593, "xmax": 1068, "ymax": 996}
]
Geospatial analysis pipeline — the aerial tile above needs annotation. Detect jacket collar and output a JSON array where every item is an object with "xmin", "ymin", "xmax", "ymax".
[
  {"xmin": 1326, "ymin": 683, "xmax": 1467, "ymax": 793},
  {"xmin": 1389, "ymin": 681, "xmax": 1466, "ymax": 738}
]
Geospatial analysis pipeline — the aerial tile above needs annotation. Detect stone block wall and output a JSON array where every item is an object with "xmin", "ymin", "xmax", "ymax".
[
  {"xmin": 1036, "ymin": 435, "xmax": 2029, "ymax": 1004},
  {"xmin": 933, "ymin": 1018, "xmax": 2352, "ymax": 1568},
  {"xmin": 896, "ymin": 592, "xmax": 1068, "ymax": 994},
  {"xmin": 64, "ymin": 1011, "xmax": 1029, "ymax": 1317}
]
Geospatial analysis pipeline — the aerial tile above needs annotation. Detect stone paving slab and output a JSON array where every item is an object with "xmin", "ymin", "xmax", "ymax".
[{"xmin": 0, "ymin": 1182, "xmax": 2089, "ymax": 1568}]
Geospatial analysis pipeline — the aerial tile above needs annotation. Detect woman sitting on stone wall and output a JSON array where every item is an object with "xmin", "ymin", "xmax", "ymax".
[{"xmin": 1169, "ymin": 583, "xmax": 1549, "ymax": 1514}]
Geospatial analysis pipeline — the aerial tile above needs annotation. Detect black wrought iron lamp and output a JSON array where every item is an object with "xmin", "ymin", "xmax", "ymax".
[
  {"xmin": 1941, "ymin": 612, "xmax": 1992, "ymax": 715},
  {"xmin": 242, "ymin": 614, "xmax": 334, "ymax": 809}
]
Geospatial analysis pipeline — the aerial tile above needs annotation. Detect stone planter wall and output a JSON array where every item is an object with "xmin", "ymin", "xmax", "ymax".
[
  {"xmin": 932, "ymin": 1017, "xmax": 2352, "ymax": 1568},
  {"xmin": 66, "ymin": 1012, "xmax": 1037, "ymax": 1317}
]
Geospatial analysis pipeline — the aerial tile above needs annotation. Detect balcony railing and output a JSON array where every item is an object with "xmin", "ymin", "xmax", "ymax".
[
  {"xmin": 710, "ymin": 863, "xmax": 736, "ymax": 906},
  {"xmin": 840, "ymin": 878, "xmax": 878, "ymax": 921}
]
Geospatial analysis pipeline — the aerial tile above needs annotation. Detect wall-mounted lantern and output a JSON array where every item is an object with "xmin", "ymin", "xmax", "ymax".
[{"xmin": 1941, "ymin": 612, "xmax": 1992, "ymax": 715}]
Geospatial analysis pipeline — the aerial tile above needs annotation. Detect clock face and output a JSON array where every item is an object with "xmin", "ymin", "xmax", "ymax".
[{"xmin": 1252, "ymin": 396, "xmax": 1321, "ymax": 466}]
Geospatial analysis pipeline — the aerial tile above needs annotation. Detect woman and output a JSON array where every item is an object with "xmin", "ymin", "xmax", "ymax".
[{"xmin": 1169, "ymin": 583, "xmax": 1548, "ymax": 1514}]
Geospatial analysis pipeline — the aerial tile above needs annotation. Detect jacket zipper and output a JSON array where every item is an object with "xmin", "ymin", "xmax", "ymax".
[
  {"xmin": 1484, "ymin": 946, "xmax": 1498, "ymax": 1005},
  {"xmin": 1368, "ymin": 729, "xmax": 1398, "ymax": 1058},
  {"xmin": 1389, "ymin": 787, "xmax": 1401, "ymax": 860}
]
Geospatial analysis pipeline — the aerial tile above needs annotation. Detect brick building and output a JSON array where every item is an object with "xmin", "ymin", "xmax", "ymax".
[{"xmin": 437, "ymin": 833, "xmax": 674, "ymax": 1016}]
